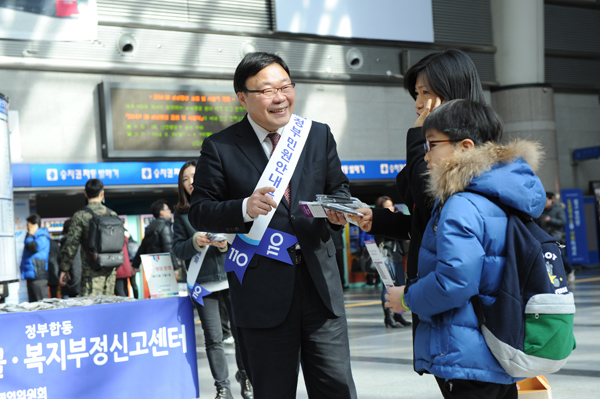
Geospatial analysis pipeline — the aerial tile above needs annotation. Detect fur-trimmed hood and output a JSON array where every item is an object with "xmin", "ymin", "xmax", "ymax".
[{"xmin": 426, "ymin": 139, "xmax": 546, "ymax": 217}]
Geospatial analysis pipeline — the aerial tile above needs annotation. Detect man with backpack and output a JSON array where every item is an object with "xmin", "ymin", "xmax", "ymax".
[{"xmin": 59, "ymin": 179, "xmax": 123, "ymax": 297}]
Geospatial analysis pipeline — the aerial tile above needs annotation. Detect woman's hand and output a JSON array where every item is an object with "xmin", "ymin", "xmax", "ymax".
[
  {"xmin": 349, "ymin": 208, "xmax": 373, "ymax": 232},
  {"xmin": 195, "ymin": 233, "xmax": 211, "ymax": 248},
  {"xmin": 415, "ymin": 97, "xmax": 442, "ymax": 127},
  {"xmin": 211, "ymin": 240, "xmax": 228, "ymax": 249}
]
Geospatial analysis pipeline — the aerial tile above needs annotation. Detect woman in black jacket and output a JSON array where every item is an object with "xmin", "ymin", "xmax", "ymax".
[{"xmin": 171, "ymin": 160, "xmax": 252, "ymax": 399}]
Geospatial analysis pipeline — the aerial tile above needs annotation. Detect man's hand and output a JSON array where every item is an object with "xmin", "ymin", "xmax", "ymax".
[
  {"xmin": 326, "ymin": 210, "xmax": 348, "ymax": 226},
  {"xmin": 384, "ymin": 285, "xmax": 407, "ymax": 313},
  {"xmin": 246, "ymin": 186, "xmax": 278, "ymax": 218},
  {"xmin": 415, "ymin": 97, "xmax": 442, "ymax": 127},
  {"xmin": 59, "ymin": 271, "xmax": 69, "ymax": 287},
  {"xmin": 350, "ymin": 208, "xmax": 373, "ymax": 232}
]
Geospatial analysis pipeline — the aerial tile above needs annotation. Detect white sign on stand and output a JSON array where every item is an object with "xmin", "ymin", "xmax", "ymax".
[{"xmin": 140, "ymin": 253, "xmax": 179, "ymax": 298}]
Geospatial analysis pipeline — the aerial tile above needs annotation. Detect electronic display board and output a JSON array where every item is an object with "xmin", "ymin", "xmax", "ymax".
[{"xmin": 98, "ymin": 82, "xmax": 247, "ymax": 159}]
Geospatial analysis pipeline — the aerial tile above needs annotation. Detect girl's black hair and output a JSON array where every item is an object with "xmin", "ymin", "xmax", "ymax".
[{"xmin": 174, "ymin": 160, "xmax": 197, "ymax": 214}]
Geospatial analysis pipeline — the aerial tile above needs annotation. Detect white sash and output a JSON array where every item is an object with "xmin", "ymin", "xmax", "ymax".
[
  {"xmin": 224, "ymin": 115, "xmax": 312, "ymax": 283},
  {"xmin": 229, "ymin": 114, "xmax": 312, "ymax": 245}
]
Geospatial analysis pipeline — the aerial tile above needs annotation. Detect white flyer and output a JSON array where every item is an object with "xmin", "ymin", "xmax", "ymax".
[
  {"xmin": 141, "ymin": 253, "xmax": 179, "ymax": 298},
  {"xmin": 364, "ymin": 240, "xmax": 395, "ymax": 288}
]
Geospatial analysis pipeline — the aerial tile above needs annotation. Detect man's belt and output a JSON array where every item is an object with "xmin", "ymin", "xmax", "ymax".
[{"xmin": 288, "ymin": 246, "xmax": 303, "ymax": 266}]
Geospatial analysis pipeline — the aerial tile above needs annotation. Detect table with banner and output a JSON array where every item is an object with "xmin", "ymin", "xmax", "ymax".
[{"xmin": 0, "ymin": 297, "xmax": 198, "ymax": 399}]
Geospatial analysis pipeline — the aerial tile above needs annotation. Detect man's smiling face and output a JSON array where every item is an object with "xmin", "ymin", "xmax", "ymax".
[{"xmin": 237, "ymin": 62, "xmax": 295, "ymax": 131}]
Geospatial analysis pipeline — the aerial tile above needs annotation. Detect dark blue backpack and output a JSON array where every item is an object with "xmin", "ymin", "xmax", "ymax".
[{"xmin": 470, "ymin": 192, "xmax": 576, "ymax": 377}]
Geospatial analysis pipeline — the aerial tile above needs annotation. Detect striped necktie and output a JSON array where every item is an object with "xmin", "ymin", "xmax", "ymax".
[{"xmin": 268, "ymin": 132, "xmax": 291, "ymax": 204}]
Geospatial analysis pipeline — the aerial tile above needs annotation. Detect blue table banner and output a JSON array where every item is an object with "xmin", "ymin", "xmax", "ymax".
[{"xmin": 0, "ymin": 297, "xmax": 198, "ymax": 399}]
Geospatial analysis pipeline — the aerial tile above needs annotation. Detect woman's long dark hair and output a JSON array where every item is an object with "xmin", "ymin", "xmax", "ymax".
[
  {"xmin": 403, "ymin": 49, "xmax": 486, "ymax": 104},
  {"xmin": 173, "ymin": 160, "xmax": 197, "ymax": 214}
]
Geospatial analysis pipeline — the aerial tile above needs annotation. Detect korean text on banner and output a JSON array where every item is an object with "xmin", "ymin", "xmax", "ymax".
[{"xmin": 0, "ymin": 297, "xmax": 198, "ymax": 399}]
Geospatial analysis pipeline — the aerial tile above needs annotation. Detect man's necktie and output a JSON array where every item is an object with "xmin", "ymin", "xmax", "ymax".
[{"xmin": 268, "ymin": 132, "xmax": 291, "ymax": 204}]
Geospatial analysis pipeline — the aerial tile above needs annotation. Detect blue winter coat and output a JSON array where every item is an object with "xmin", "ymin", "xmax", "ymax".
[
  {"xmin": 20, "ymin": 228, "xmax": 51, "ymax": 280},
  {"xmin": 404, "ymin": 140, "xmax": 546, "ymax": 385}
]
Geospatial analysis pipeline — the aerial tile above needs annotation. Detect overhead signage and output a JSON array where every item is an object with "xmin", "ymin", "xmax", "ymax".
[
  {"xmin": 13, "ymin": 159, "xmax": 406, "ymax": 187},
  {"xmin": 98, "ymin": 82, "xmax": 247, "ymax": 159}
]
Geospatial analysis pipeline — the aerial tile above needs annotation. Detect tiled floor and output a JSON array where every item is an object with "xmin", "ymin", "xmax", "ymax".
[{"xmin": 194, "ymin": 266, "xmax": 600, "ymax": 398}]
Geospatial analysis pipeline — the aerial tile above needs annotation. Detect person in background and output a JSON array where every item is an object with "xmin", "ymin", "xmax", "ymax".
[
  {"xmin": 536, "ymin": 191, "xmax": 575, "ymax": 282},
  {"xmin": 220, "ymin": 299, "xmax": 235, "ymax": 345},
  {"xmin": 21, "ymin": 213, "xmax": 50, "ymax": 302},
  {"xmin": 59, "ymin": 179, "xmax": 118, "ymax": 297},
  {"xmin": 189, "ymin": 52, "xmax": 357, "ymax": 398},
  {"xmin": 131, "ymin": 199, "xmax": 176, "ymax": 274},
  {"xmin": 114, "ymin": 235, "xmax": 132, "ymax": 297},
  {"xmin": 171, "ymin": 160, "xmax": 252, "ymax": 399},
  {"xmin": 359, "ymin": 228, "xmax": 379, "ymax": 286},
  {"xmin": 388, "ymin": 99, "xmax": 545, "ymax": 398},
  {"xmin": 124, "ymin": 230, "xmax": 140, "ymax": 298},
  {"xmin": 0, "ymin": 281, "xmax": 8, "ymax": 303},
  {"xmin": 58, "ymin": 219, "xmax": 82, "ymax": 298},
  {"xmin": 374, "ymin": 196, "xmax": 411, "ymax": 328},
  {"xmin": 47, "ymin": 237, "xmax": 61, "ymax": 298}
]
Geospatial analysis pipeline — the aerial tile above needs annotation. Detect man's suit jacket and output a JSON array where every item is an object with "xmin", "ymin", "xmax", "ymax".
[{"xmin": 188, "ymin": 116, "xmax": 350, "ymax": 329}]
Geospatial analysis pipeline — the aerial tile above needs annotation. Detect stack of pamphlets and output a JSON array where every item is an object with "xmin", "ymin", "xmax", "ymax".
[{"xmin": 299, "ymin": 195, "xmax": 368, "ymax": 220}]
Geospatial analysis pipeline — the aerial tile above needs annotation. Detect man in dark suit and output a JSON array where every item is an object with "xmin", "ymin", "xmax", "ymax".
[{"xmin": 189, "ymin": 52, "xmax": 357, "ymax": 399}]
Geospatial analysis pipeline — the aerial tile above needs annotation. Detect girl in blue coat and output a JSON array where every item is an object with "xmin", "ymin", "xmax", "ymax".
[
  {"xmin": 20, "ymin": 214, "xmax": 51, "ymax": 302},
  {"xmin": 387, "ymin": 99, "xmax": 546, "ymax": 399}
]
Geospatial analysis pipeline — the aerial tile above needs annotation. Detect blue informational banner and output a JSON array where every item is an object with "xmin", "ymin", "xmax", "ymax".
[
  {"xmin": 0, "ymin": 297, "xmax": 199, "ymax": 399},
  {"xmin": 561, "ymin": 188, "xmax": 590, "ymax": 265},
  {"xmin": 572, "ymin": 145, "xmax": 600, "ymax": 161},
  {"xmin": 341, "ymin": 160, "xmax": 406, "ymax": 180},
  {"xmin": 28, "ymin": 161, "xmax": 184, "ymax": 187},
  {"xmin": 12, "ymin": 159, "xmax": 406, "ymax": 187}
]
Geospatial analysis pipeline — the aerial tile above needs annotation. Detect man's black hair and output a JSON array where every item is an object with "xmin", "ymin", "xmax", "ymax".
[
  {"xmin": 26, "ymin": 213, "xmax": 41, "ymax": 226},
  {"xmin": 85, "ymin": 179, "xmax": 104, "ymax": 199},
  {"xmin": 423, "ymin": 99, "xmax": 503, "ymax": 145},
  {"xmin": 151, "ymin": 199, "xmax": 169, "ymax": 219},
  {"xmin": 233, "ymin": 52, "xmax": 291, "ymax": 94}
]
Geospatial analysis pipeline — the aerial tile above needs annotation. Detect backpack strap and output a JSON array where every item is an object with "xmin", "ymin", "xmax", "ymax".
[
  {"xmin": 462, "ymin": 189, "xmax": 522, "ymax": 328},
  {"xmin": 471, "ymin": 295, "xmax": 486, "ymax": 326}
]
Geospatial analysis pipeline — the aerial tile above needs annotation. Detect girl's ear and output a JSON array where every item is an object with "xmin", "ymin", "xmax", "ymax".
[{"xmin": 459, "ymin": 139, "xmax": 475, "ymax": 151}]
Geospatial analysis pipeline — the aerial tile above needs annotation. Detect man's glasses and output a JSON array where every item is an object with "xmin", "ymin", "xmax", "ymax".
[
  {"xmin": 246, "ymin": 83, "xmax": 296, "ymax": 98},
  {"xmin": 423, "ymin": 139, "xmax": 459, "ymax": 153}
]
